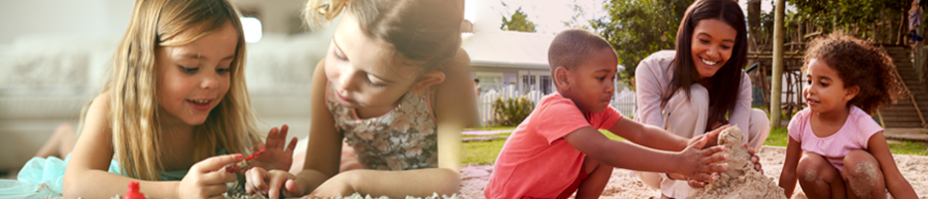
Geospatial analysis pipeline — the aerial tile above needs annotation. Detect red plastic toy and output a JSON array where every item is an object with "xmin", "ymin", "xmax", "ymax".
[
  {"xmin": 124, "ymin": 181, "xmax": 146, "ymax": 199},
  {"xmin": 225, "ymin": 146, "xmax": 267, "ymax": 173}
]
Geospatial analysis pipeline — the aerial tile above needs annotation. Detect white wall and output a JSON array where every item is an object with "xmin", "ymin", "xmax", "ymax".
[
  {"xmin": 231, "ymin": 0, "xmax": 307, "ymax": 35},
  {"xmin": 0, "ymin": 0, "xmax": 309, "ymax": 44},
  {"xmin": 0, "ymin": 0, "xmax": 133, "ymax": 44}
]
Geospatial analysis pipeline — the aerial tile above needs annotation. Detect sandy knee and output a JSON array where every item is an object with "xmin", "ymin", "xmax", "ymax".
[
  {"xmin": 799, "ymin": 168, "xmax": 817, "ymax": 183},
  {"xmin": 843, "ymin": 150, "xmax": 885, "ymax": 198},
  {"xmin": 797, "ymin": 153, "xmax": 831, "ymax": 183},
  {"xmin": 843, "ymin": 151, "xmax": 883, "ymax": 184}
]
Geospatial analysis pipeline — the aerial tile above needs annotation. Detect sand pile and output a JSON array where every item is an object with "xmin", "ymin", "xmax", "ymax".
[{"xmin": 688, "ymin": 126, "xmax": 786, "ymax": 199}]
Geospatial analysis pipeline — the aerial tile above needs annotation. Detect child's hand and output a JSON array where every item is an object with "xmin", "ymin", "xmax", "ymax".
[
  {"xmin": 306, "ymin": 172, "xmax": 356, "ymax": 198},
  {"xmin": 695, "ymin": 125, "xmax": 729, "ymax": 149},
  {"xmin": 244, "ymin": 167, "xmax": 307, "ymax": 199},
  {"xmin": 677, "ymin": 134, "xmax": 728, "ymax": 183},
  {"xmin": 745, "ymin": 143, "xmax": 763, "ymax": 174},
  {"xmin": 178, "ymin": 154, "xmax": 243, "ymax": 199},
  {"xmin": 250, "ymin": 125, "xmax": 298, "ymax": 171}
]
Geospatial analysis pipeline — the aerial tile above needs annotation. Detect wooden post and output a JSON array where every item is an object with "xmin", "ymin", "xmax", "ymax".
[
  {"xmin": 771, "ymin": 0, "xmax": 786, "ymax": 129},
  {"xmin": 748, "ymin": 0, "xmax": 760, "ymax": 69}
]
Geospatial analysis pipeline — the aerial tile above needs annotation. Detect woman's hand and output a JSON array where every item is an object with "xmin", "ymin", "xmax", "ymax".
[
  {"xmin": 244, "ymin": 167, "xmax": 307, "ymax": 199},
  {"xmin": 745, "ymin": 143, "xmax": 763, "ymax": 174},
  {"xmin": 178, "ymin": 154, "xmax": 243, "ymax": 199},
  {"xmin": 250, "ymin": 125, "xmax": 298, "ymax": 171}
]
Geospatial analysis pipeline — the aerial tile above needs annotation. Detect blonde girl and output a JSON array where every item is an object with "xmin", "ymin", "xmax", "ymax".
[
  {"xmin": 62, "ymin": 0, "xmax": 296, "ymax": 198},
  {"xmin": 244, "ymin": 0, "xmax": 476, "ymax": 198}
]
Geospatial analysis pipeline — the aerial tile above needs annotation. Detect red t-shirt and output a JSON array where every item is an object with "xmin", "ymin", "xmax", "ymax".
[{"xmin": 485, "ymin": 93, "xmax": 622, "ymax": 199}]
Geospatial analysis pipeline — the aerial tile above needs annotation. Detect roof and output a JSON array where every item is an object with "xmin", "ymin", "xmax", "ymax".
[{"xmin": 461, "ymin": 30, "xmax": 554, "ymax": 70}]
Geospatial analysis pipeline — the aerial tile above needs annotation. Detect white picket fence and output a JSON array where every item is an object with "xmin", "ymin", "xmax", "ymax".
[{"xmin": 476, "ymin": 85, "xmax": 637, "ymax": 127}]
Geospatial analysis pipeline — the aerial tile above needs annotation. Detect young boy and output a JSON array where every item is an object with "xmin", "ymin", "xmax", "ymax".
[{"xmin": 484, "ymin": 29, "xmax": 730, "ymax": 199}]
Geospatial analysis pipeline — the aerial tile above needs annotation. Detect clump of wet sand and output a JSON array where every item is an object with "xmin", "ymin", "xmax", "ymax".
[{"xmin": 688, "ymin": 126, "xmax": 786, "ymax": 199}]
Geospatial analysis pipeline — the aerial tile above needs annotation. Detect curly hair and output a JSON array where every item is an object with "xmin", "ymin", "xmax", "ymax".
[{"xmin": 802, "ymin": 32, "xmax": 902, "ymax": 114}]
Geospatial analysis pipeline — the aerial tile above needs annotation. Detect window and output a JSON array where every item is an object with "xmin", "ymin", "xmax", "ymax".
[
  {"xmin": 475, "ymin": 72, "xmax": 503, "ymax": 95},
  {"xmin": 540, "ymin": 75, "xmax": 552, "ymax": 94},
  {"xmin": 240, "ymin": 17, "xmax": 263, "ymax": 43},
  {"xmin": 521, "ymin": 74, "xmax": 536, "ymax": 93}
]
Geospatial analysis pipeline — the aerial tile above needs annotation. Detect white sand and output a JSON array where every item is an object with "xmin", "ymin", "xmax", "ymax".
[{"xmin": 460, "ymin": 146, "xmax": 928, "ymax": 199}]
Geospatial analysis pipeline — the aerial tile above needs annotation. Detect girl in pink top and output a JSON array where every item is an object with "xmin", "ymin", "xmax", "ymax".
[{"xmin": 778, "ymin": 33, "xmax": 917, "ymax": 199}]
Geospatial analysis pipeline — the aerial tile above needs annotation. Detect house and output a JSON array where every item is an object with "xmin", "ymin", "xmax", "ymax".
[
  {"xmin": 461, "ymin": 21, "xmax": 557, "ymax": 96},
  {"xmin": 460, "ymin": 20, "xmax": 636, "ymax": 125}
]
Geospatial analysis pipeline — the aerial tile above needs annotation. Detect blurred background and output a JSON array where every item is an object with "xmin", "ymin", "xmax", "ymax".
[{"xmin": 0, "ymin": 0, "xmax": 330, "ymax": 172}]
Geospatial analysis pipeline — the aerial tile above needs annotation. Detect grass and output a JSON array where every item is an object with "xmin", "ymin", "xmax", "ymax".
[
  {"xmin": 463, "ymin": 126, "xmax": 928, "ymax": 165},
  {"xmin": 887, "ymin": 140, "xmax": 928, "ymax": 156},
  {"xmin": 765, "ymin": 128, "xmax": 789, "ymax": 147},
  {"xmin": 764, "ymin": 127, "xmax": 928, "ymax": 156},
  {"xmin": 464, "ymin": 126, "xmax": 519, "ymax": 131},
  {"xmin": 463, "ymin": 138, "xmax": 508, "ymax": 165},
  {"xmin": 463, "ymin": 132, "xmax": 511, "ymax": 138}
]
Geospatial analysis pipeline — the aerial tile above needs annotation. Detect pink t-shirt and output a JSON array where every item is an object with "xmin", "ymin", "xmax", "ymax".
[
  {"xmin": 484, "ymin": 93, "xmax": 622, "ymax": 199},
  {"xmin": 787, "ymin": 106, "xmax": 882, "ymax": 171}
]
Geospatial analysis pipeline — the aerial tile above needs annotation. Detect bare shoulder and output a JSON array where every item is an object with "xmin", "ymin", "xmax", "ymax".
[
  {"xmin": 86, "ymin": 92, "xmax": 112, "ymax": 122},
  {"xmin": 433, "ymin": 48, "xmax": 472, "ymax": 96},
  {"xmin": 432, "ymin": 48, "xmax": 477, "ymax": 126},
  {"xmin": 437, "ymin": 48, "xmax": 471, "ymax": 84}
]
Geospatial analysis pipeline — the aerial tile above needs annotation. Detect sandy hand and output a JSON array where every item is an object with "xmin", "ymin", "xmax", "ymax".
[{"xmin": 677, "ymin": 133, "xmax": 728, "ymax": 183}]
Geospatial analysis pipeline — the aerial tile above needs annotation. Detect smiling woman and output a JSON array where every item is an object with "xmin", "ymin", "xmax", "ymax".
[{"xmin": 630, "ymin": 0, "xmax": 772, "ymax": 198}]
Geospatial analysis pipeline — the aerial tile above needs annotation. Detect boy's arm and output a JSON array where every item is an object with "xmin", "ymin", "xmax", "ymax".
[
  {"xmin": 563, "ymin": 126, "xmax": 727, "ymax": 182},
  {"xmin": 606, "ymin": 116, "xmax": 691, "ymax": 151},
  {"xmin": 866, "ymin": 132, "xmax": 917, "ymax": 198},
  {"xmin": 778, "ymin": 136, "xmax": 803, "ymax": 198}
]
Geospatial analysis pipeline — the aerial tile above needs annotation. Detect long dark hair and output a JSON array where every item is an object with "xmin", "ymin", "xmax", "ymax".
[{"xmin": 666, "ymin": 0, "xmax": 747, "ymax": 131}]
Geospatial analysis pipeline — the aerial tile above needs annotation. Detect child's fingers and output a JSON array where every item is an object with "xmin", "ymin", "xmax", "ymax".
[
  {"xmin": 279, "ymin": 125, "xmax": 290, "ymax": 138},
  {"xmin": 688, "ymin": 136, "xmax": 707, "ymax": 149},
  {"xmin": 687, "ymin": 179, "xmax": 706, "ymax": 188},
  {"xmin": 702, "ymin": 148, "xmax": 728, "ymax": 164},
  {"xmin": 267, "ymin": 170, "xmax": 296, "ymax": 199},
  {"xmin": 687, "ymin": 172, "xmax": 714, "ymax": 182},
  {"xmin": 244, "ymin": 167, "xmax": 269, "ymax": 194},
  {"xmin": 285, "ymin": 179, "xmax": 305, "ymax": 197},
  {"xmin": 195, "ymin": 154, "xmax": 244, "ymax": 173},
  {"xmin": 201, "ymin": 183, "xmax": 230, "ymax": 197},
  {"xmin": 273, "ymin": 125, "xmax": 291, "ymax": 151},
  {"xmin": 202, "ymin": 169, "xmax": 238, "ymax": 185},
  {"xmin": 266, "ymin": 127, "xmax": 280, "ymax": 149},
  {"xmin": 286, "ymin": 137, "xmax": 298, "ymax": 154},
  {"xmin": 699, "ymin": 145, "xmax": 726, "ymax": 158}
]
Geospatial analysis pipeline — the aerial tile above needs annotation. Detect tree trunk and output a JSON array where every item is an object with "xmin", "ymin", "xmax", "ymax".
[{"xmin": 771, "ymin": 0, "xmax": 786, "ymax": 128}]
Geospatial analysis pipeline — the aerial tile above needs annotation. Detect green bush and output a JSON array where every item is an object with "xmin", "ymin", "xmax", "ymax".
[{"xmin": 491, "ymin": 96, "xmax": 535, "ymax": 127}]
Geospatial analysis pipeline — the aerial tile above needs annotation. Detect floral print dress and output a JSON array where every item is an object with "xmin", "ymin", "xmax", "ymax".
[{"xmin": 326, "ymin": 84, "xmax": 438, "ymax": 170}]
